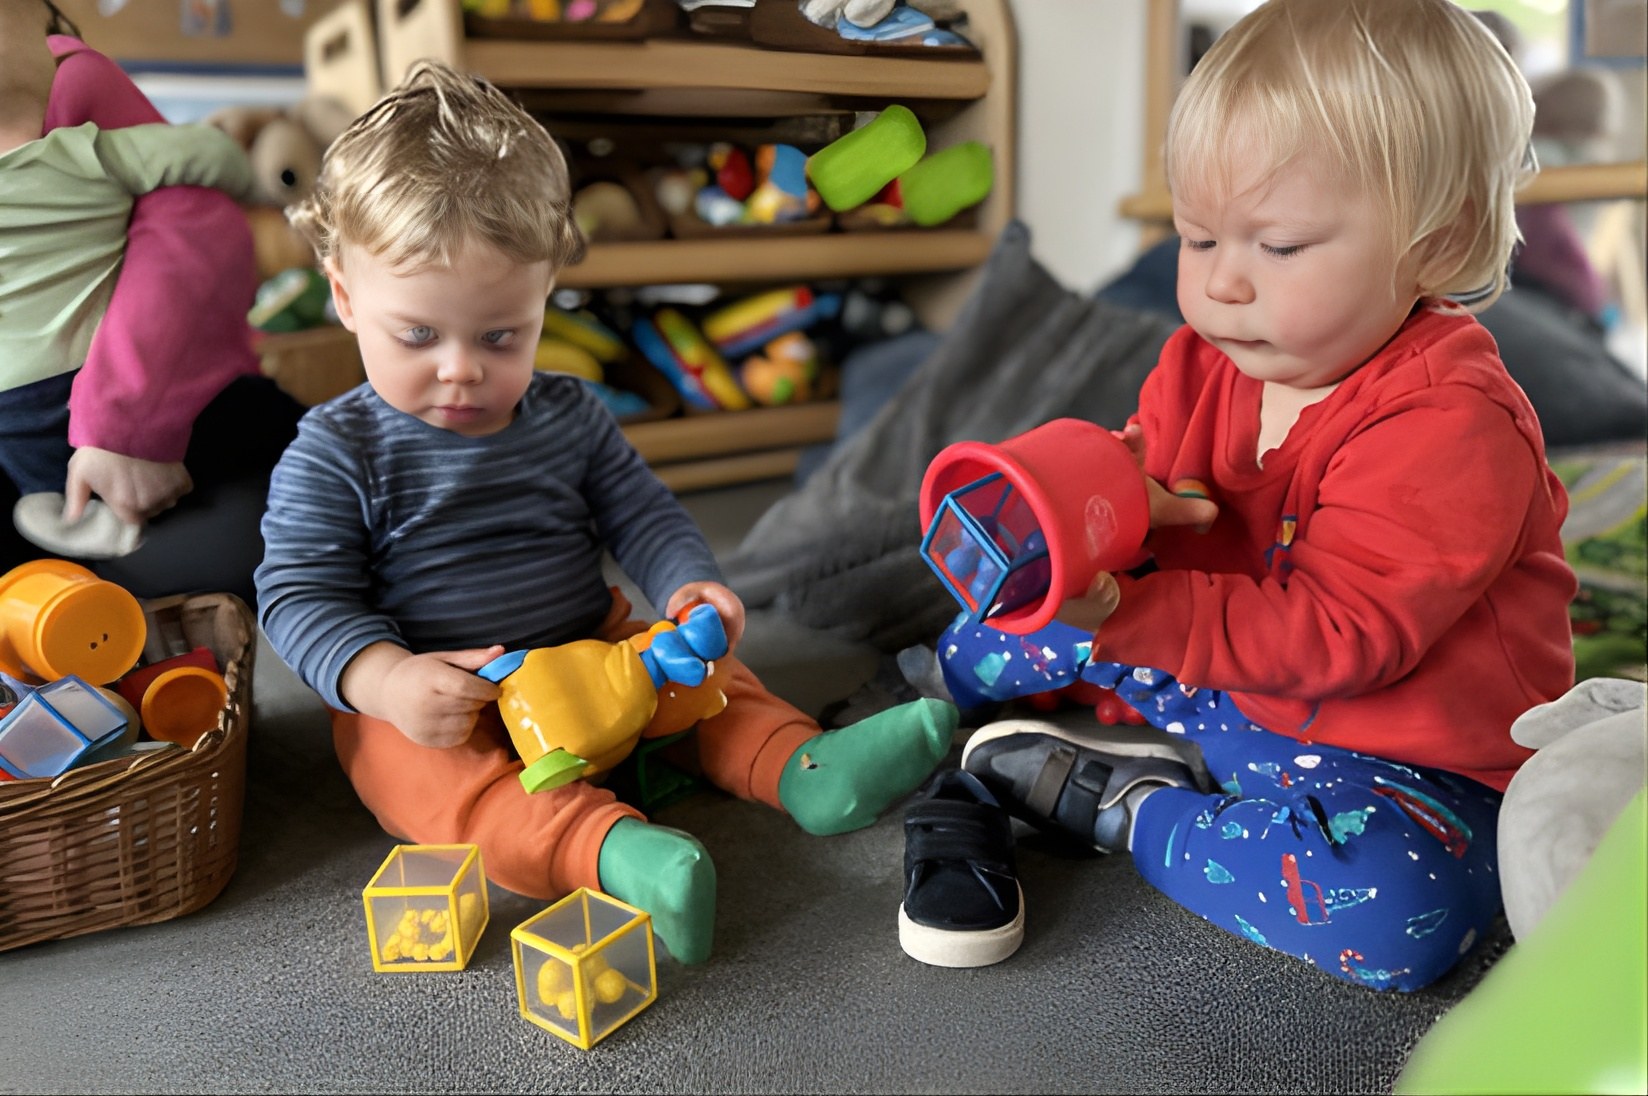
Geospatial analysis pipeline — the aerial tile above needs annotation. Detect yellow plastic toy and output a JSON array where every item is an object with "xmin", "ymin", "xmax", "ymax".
[
  {"xmin": 512, "ymin": 886, "xmax": 657, "ymax": 1050},
  {"xmin": 478, "ymin": 604, "xmax": 731, "ymax": 794},
  {"xmin": 540, "ymin": 306, "xmax": 627, "ymax": 363},
  {"xmin": 361, "ymin": 843, "xmax": 491, "ymax": 973},
  {"xmin": 0, "ymin": 559, "xmax": 146, "ymax": 686}
]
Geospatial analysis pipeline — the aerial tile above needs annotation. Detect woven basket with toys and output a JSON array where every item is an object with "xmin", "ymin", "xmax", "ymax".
[{"xmin": 0, "ymin": 561, "xmax": 255, "ymax": 952}]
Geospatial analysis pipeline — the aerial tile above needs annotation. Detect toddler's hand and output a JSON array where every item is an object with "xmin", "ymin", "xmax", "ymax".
[
  {"xmin": 1145, "ymin": 477, "xmax": 1218, "ymax": 533},
  {"xmin": 374, "ymin": 646, "xmax": 504, "ymax": 749},
  {"xmin": 1111, "ymin": 421, "xmax": 1146, "ymax": 463},
  {"xmin": 65, "ymin": 447, "xmax": 193, "ymax": 526},
  {"xmin": 1112, "ymin": 422, "xmax": 1218, "ymax": 533},
  {"xmin": 1055, "ymin": 570, "xmax": 1122, "ymax": 635},
  {"xmin": 666, "ymin": 581, "xmax": 745, "ymax": 654}
]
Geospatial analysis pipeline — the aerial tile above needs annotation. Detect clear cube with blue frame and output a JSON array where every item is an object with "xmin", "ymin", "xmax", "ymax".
[
  {"xmin": 0, "ymin": 675, "xmax": 130, "ymax": 780},
  {"xmin": 920, "ymin": 472, "xmax": 1052, "ymax": 626}
]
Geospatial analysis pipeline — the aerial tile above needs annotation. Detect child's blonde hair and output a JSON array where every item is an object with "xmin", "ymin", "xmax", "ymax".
[
  {"xmin": 288, "ymin": 58, "xmax": 586, "ymax": 272},
  {"xmin": 1164, "ymin": 0, "xmax": 1535, "ymax": 311}
]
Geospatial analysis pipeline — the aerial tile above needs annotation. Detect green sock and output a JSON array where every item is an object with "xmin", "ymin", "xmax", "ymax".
[
  {"xmin": 778, "ymin": 698, "xmax": 958, "ymax": 836},
  {"xmin": 596, "ymin": 817, "xmax": 717, "ymax": 965}
]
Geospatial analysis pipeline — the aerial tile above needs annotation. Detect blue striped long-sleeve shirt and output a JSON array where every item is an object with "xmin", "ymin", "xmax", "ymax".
[{"xmin": 255, "ymin": 371, "xmax": 723, "ymax": 711}]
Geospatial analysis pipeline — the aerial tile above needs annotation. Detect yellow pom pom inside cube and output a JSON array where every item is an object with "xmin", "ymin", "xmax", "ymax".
[
  {"xmin": 511, "ymin": 887, "xmax": 657, "ymax": 1049},
  {"xmin": 362, "ymin": 844, "xmax": 490, "ymax": 973}
]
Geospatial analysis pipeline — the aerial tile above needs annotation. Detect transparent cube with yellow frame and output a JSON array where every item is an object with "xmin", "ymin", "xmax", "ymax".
[
  {"xmin": 512, "ymin": 887, "xmax": 658, "ymax": 1049},
  {"xmin": 362, "ymin": 844, "xmax": 490, "ymax": 972}
]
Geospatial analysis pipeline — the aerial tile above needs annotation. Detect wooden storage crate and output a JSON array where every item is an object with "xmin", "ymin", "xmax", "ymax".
[
  {"xmin": 0, "ymin": 593, "xmax": 256, "ymax": 953},
  {"xmin": 259, "ymin": 326, "xmax": 367, "ymax": 407}
]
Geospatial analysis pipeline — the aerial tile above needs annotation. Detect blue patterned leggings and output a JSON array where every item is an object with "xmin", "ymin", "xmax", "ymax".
[{"xmin": 937, "ymin": 614, "xmax": 1504, "ymax": 991}]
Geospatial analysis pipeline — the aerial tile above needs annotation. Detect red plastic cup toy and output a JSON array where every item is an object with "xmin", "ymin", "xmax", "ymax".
[{"xmin": 918, "ymin": 418, "xmax": 1150, "ymax": 634}]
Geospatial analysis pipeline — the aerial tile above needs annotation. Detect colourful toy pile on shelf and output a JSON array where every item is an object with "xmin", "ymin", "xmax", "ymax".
[
  {"xmin": 538, "ymin": 281, "xmax": 865, "ymax": 416},
  {"xmin": 653, "ymin": 142, "xmax": 824, "ymax": 231},
  {"xmin": 0, "ymin": 560, "xmax": 230, "ymax": 782},
  {"xmin": 636, "ymin": 105, "xmax": 994, "ymax": 236}
]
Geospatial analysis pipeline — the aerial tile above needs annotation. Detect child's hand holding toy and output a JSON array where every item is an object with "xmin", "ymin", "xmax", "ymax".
[
  {"xmin": 665, "ymin": 580, "xmax": 746, "ymax": 654},
  {"xmin": 65, "ymin": 445, "xmax": 193, "ymax": 527},
  {"xmin": 1055, "ymin": 426, "xmax": 1218, "ymax": 635},
  {"xmin": 12, "ymin": 447, "xmax": 194, "ymax": 561},
  {"xmin": 344, "ymin": 642, "xmax": 507, "ymax": 750}
]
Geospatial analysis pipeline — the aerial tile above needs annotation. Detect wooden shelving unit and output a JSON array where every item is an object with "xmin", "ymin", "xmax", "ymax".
[
  {"xmin": 342, "ymin": 0, "xmax": 1017, "ymax": 492},
  {"xmin": 559, "ymin": 229, "xmax": 996, "ymax": 290}
]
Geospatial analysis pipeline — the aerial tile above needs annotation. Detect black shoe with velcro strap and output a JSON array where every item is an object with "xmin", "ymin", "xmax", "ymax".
[
  {"xmin": 960, "ymin": 718, "xmax": 1208, "ymax": 852},
  {"xmin": 897, "ymin": 768, "xmax": 1024, "ymax": 968}
]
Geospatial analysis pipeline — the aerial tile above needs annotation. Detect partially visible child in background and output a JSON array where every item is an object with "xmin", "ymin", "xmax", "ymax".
[
  {"xmin": 0, "ymin": 5, "xmax": 254, "ymax": 558},
  {"xmin": 1471, "ymin": 7, "xmax": 1622, "ymax": 331},
  {"xmin": 257, "ymin": 59, "xmax": 957, "ymax": 965},
  {"xmin": 0, "ymin": 0, "xmax": 305, "ymax": 606},
  {"xmin": 935, "ymin": 0, "xmax": 1576, "ymax": 991}
]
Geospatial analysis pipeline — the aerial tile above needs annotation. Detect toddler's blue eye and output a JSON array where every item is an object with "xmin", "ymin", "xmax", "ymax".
[
  {"xmin": 482, "ymin": 330, "xmax": 516, "ymax": 348},
  {"xmin": 400, "ymin": 325, "xmax": 435, "ymax": 346}
]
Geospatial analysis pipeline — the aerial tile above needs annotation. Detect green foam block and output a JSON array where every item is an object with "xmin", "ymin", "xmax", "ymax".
[
  {"xmin": 806, "ymin": 104, "xmax": 926, "ymax": 213},
  {"xmin": 899, "ymin": 141, "xmax": 994, "ymax": 227}
]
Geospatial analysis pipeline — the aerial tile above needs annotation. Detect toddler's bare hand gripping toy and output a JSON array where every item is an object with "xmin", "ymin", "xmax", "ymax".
[
  {"xmin": 918, "ymin": 418, "xmax": 1151, "ymax": 634},
  {"xmin": 477, "ymin": 603, "xmax": 731, "ymax": 793}
]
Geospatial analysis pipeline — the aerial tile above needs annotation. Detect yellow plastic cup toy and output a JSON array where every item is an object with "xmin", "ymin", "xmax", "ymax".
[
  {"xmin": 140, "ymin": 665, "xmax": 230, "ymax": 748},
  {"xmin": 0, "ymin": 559, "xmax": 146, "ymax": 685}
]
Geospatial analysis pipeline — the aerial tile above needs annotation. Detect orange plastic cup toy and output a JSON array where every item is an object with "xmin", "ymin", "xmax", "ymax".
[
  {"xmin": 0, "ymin": 560, "xmax": 147, "ymax": 685},
  {"xmin": 919, "ymin": 419, "xmax": 1150, "ymax": 635},
  {"xmin": 140, "ymin": 665, "xmax": 229, "ymax": 748}
]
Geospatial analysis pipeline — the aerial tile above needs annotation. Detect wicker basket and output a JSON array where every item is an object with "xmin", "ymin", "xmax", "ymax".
[{"xmin": 0, "ymin": 592, "xmax": 256, "ymax": 952}]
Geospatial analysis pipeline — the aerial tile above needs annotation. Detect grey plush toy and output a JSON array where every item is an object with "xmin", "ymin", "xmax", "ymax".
[
  {"xmin": 13, "ymin": 492, "xmax": 144, "ymax": 560},
  {"xmin": 1498, "ymin": 676, "xmax": 1647, "ymax": 942}
]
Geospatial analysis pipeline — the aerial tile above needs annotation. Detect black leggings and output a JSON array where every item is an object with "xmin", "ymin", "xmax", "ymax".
[{"xmin": 0, "ymin": 374, "xmax": 305, "ymax": 610}]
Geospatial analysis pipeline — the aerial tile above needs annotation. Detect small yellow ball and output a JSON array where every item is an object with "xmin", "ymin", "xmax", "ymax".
[
  {"xmin": 536, "ymin": 960, "xmax": 568, "ymax": 1001},
  {"xmin": 592, "ymin": 968, "xmax": 627, "ymax": 1004}
]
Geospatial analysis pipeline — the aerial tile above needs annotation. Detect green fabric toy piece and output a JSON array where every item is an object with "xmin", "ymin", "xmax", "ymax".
[
  {"xmin": 806, "ymin": 103, "xmax": 926, "ymax": 212},
  {"xmin": 597, "ymin": 817, "xmax": 717, "ymax": 965},
  {"xmin": 778, "ymin": 697, "xmax": 958, "ymax": 835},
  {"xmin": 899, "ymin": 140, "xmax": 994, "ymax": 227}
]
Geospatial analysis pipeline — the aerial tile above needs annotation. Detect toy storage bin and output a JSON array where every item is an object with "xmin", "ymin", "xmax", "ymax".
[
  {"xmin": 259, "ymin": 326, "xmax": 366, "ymax": 408},
  {"xmin": 362, "ymin": 843, "xmax": 491, "ymax": 972},
  {"xmin": 0, "ymin": 592, "xmax": 256, "ymax": 952},
  {"xmin": 512, "ymin": 887, "xmax": 657, "ymax": 1049}
]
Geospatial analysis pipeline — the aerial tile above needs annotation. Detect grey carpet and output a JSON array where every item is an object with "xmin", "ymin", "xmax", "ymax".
[{"xmin": 1, "ymin": 618, "xmax": 1505, "ymax": 1095}]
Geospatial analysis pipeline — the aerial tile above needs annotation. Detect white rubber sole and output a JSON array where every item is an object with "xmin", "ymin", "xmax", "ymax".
[
  {"xmin": 959, "ymin": 715, "xmax": 1117, "ymax": 770},
  {"xmin": 897, "ymin": 883, "xmax": 1025, "ymax": 968}
]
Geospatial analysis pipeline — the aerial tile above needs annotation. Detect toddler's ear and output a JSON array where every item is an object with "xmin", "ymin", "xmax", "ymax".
[{"xmin": 321, "ymin": 255, "xmax": 356, "ymax": 331}]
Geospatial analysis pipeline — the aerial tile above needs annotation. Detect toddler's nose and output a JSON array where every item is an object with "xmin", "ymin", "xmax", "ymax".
[
  {"xmin": 1206, "ymin": 252, "xmax": 1254, "ymax": 304},
  {"xmin": 437, "ymin": 348, "xmax": 484, "ymax": 384}
]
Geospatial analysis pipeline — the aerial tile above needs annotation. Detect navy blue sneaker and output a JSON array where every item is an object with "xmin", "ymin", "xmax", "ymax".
[
  {"xmin": 898, "ymin": 768, "xmax": 1024, "ymax": 968},
  {"xmin": 960, "ymin": 718, "xmax": 1206, "ymax": 852}
]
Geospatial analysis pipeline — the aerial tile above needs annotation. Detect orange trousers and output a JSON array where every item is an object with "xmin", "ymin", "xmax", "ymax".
[{"xmin": 332, "ymin": 590, "xmax": 819, "ymax": 899}]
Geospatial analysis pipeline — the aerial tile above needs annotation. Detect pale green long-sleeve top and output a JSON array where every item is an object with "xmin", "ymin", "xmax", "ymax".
[{"xmin": 0, "ymin": 120, "xmax": 253, "ymax": 391}]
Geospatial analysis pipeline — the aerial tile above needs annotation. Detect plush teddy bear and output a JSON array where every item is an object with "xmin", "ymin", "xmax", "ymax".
[
  {"xmin": 204, "ymin": 96, "xmax": 356, "ymax": 278},
  {"xmin": 1497, "ymin": 675, "xmax": 1647, "ymax": 942}
]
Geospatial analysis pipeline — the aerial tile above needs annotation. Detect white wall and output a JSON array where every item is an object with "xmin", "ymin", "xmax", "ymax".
[{"xmin": 1008, "ymin": 0, "xmax": 1151, "ymax": 295}]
